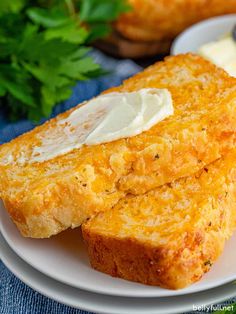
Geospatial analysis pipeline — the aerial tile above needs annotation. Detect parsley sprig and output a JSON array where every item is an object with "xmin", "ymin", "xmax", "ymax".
[{"xmin": 0, "ymin": 0, "xmax": 130, "ymax": 121}]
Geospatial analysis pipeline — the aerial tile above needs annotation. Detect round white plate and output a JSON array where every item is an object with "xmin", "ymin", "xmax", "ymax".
[
  {"xmin": 1, "ymin": 202, "xmax": 236, "ymax": 298},
  {"xmin": 1, "ymin": 232, "xmax": 236, "ymax": 314},
  {"xmin": 171, "ymin": 14, "xmax": 236, "ymax": 55}
]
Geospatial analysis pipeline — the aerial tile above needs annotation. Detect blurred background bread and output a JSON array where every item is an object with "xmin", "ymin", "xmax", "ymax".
[{"xmin": 96, "ymin": 0, "xmax": 236, "ymax": 58}]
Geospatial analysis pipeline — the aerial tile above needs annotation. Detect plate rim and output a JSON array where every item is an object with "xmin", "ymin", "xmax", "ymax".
[
  {"xmin": 1, "ymin": 232, "xmax": 236, "ymax": 314},
  {"xmin": 1, "ymin": 203, "xmax": 236, "ymax": 298}
]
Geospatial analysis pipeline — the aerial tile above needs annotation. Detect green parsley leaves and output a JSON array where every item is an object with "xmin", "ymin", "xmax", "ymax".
[{"xmin": 0, "ymin": 0, "xmax": 130, "ymax": 121}]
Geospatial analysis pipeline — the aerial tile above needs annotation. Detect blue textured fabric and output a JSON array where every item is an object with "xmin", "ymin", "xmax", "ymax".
[
  {"xmin": 0, "ymin": 51, "xmax": 235, "ymax": 314},
  {"xmin": 0, "ymin": 263, "xmax": 91, "ymax": 314}
]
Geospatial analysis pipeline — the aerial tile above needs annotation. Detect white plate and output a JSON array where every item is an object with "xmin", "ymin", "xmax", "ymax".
[
  {"xmin": 1, "ymin": 232, "xmax": 236, "ymax": 314},
  {"xmin": 171, "ymin": 14, "xmax": 236, "ymax": 55},
  {"xmin": 1, "ymin": 202, "xmax": 236, "ymax": 298}
]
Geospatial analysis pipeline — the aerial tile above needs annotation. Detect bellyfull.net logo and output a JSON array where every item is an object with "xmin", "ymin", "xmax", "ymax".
[{"xmin": 192, "ymin": 303, "xmax": 235, "ymax": 313}]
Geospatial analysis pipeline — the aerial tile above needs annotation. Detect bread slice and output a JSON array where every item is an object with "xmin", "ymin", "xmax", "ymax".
[
  {"xmin": 82, "ymin": 150, "xmax": 236, "ymax": 289},
  {"xmin": 116, "ymin": 0, "xmax": 236, "ymax": 42},
  {"xmin": 1, "ymin": 54, "xmax": 236, "ymax": 238}
]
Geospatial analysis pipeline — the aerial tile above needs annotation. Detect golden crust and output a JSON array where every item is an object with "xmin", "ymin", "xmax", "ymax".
[
  {"xmin": 1, "ymin": 54, "xmax": 236, "ymax": 238},
  {"xmin": 82, "ymin": 150, "xmax": 236, "ymax": 289},
  {"xmin": 116, "ymin": 0, "xmax": 236, "ymax": 42}
]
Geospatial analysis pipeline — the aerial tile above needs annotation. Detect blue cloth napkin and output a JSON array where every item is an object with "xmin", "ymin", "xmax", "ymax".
[{"xmin": 0, "ymin": 51, "xmax": 235, "ymax": 314}]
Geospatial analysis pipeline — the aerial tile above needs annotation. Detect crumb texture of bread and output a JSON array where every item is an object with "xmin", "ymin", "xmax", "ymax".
[
  {"xmin": 116, "ymin": 0, "xmax": 236, "ymax": 42},
  {"xmin": 82, "ymin": 149, "xmax": 236, "ymax": 289},
  {"xmin": 1, "ymin": 54, "xmax": 236, "ymax": 238}
]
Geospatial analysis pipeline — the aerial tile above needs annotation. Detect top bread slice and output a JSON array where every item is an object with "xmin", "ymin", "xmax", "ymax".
[
  {"xmin": 1, "ymin": 54, "xmax": 236, "ymax": 238},
  {"xmin": 82, "ymin": 149, "xmax": 236, "ymax": 289},
  {"xmin": 116, "ymin": 0, "xmax": 236, "ymax": 42}
]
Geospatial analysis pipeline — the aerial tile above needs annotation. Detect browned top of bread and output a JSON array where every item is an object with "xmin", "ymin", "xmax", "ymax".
[
  {"xmin": 83, "ymin": 149, "xmax": 236, "ymax": 289},
  {"xmin": 116, "ymin": 0, "xmax": 236, "ymax": 41},
  {"xmin": 1, "ymin": 54, "xmax": 236, "ymax": 238}
]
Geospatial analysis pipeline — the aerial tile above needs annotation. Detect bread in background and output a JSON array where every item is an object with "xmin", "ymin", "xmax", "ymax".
[{"xmin": 98, "ymin": 0, "xmax": 236, "ymax": 58}]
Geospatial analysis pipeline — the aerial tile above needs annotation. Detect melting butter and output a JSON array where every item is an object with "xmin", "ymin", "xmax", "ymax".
[{"xmin": 32, "ymin": 88, "xmax": 173, "ymax": 162}]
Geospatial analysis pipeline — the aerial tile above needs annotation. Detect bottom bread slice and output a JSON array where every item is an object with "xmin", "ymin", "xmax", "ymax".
[{"xmin": 82, "ymin": 149, "xmax": 236, "ymax": 289}]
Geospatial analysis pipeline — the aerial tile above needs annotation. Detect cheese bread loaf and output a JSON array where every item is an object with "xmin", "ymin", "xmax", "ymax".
[
  {"xmin": 1, "ymin": 54, "xmax": 236, "ymax": 238},
  {"xmin": 116, "ymin": 0, "xmax": 236, "ymax": 42},
  {"xmin": 83, "ymin": 149, "xmax": 236, "ymax": 289}
]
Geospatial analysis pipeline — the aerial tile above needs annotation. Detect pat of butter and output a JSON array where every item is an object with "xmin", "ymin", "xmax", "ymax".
[
  {"xmin": 198, "ymin": 37, "xmax": 236, "ymax": 77},
  {"xmin": 32, "ymin": 88, "xmax": 173, "ymax": 162}
]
